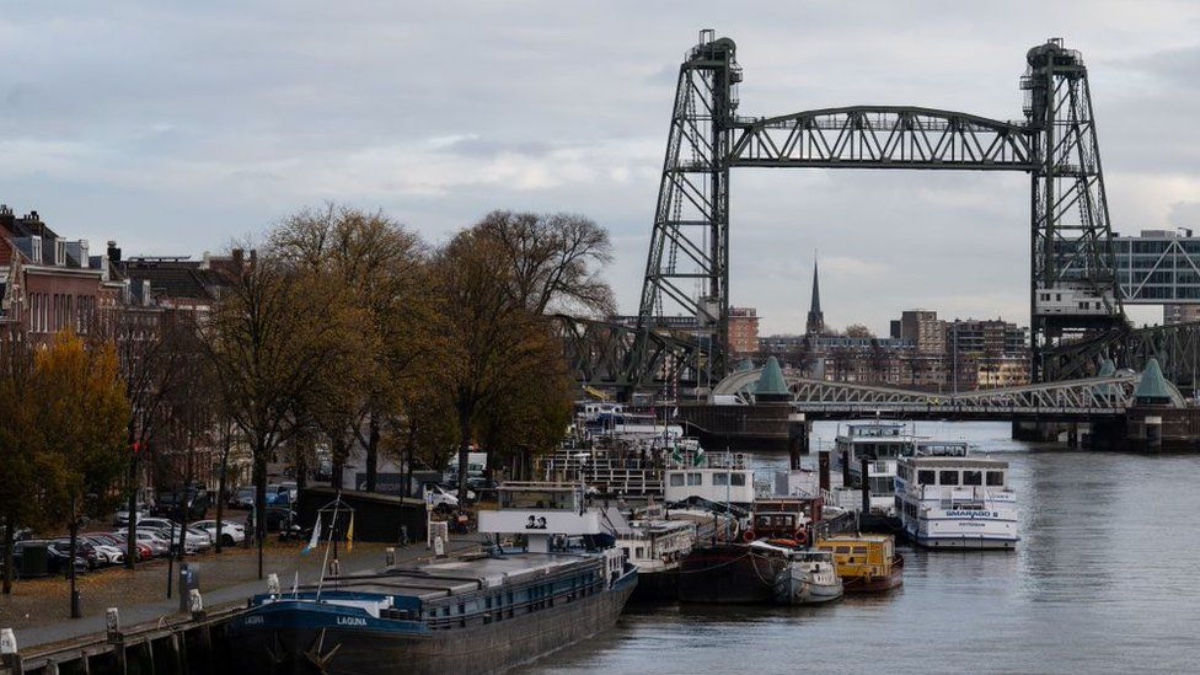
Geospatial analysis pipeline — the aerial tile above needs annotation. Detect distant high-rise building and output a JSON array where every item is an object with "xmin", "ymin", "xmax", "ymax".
[{"xmin": 805, "ymin": 257, "xmax": 825, "ymax": 336}]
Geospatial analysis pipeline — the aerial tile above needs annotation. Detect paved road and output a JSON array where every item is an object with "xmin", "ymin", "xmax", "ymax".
[{"xmin": 0, "ymin": 535, "xmax": 487, "ymax": 653}]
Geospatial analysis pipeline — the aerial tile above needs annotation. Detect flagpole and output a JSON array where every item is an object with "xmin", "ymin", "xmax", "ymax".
[{"xmin": 316, "ymin": 494, "xmax": 341, "ymax": 600}]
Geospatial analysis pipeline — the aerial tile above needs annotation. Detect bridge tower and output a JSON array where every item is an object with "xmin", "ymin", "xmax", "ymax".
[
  {"xmin": 1022, "ymin": 39, "xmax": 1127, "ymax": 381},
  {"xmin": 628, "ymin": 29, "xmax": 741, "ymax": 393}
]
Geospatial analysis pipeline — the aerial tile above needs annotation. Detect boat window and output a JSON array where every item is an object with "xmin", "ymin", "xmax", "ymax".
[
  {"xmin": 687, "ymin": 473, "xmax": 702, "ymax": 486},
  {"xmin": 835, "ymin": 546, "xmax": 851, "ymax": 554},
  {"xmin": 986, "ymin": 471, "xmax": 1005, "ymax": 486},
  {"xmin": 939, "ymin": 470, "xmax": 959, "ymax": 486},
  {"xmin": 917, "ymin": 470, "xmax": 935, "ymax": 485},
  {"xmin": 962, "ymin": 470, "xmax": 983, "ymax": 485},
  {"xmin": 853, "ymin": 546, "xmax": 868, "ymax": 555},
  {"xmin": 713, "ymin": 472, "xmax": 729, "ymax": 486},
  {"xmin": 669, "ymin": 474, "xmax": 685, "ymax": 487},
  {"xmin": 730, "ymin": 473, "xmax": 746, "ymax": 486}
]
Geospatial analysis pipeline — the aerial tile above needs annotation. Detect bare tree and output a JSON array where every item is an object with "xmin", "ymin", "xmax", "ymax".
[{"xmin": 200, "ymin": 251, "xmax": 354, "ymax": 578}]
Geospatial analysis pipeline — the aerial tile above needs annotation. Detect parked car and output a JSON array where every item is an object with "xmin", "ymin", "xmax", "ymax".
[
  {"xmin": 49, "ymin": 539, "xmax": 101, "ymax": 570},
  {"xmin": 128, "ymin": 529, "xmax": 173, "ymax": 557},
  {"xmin": 14, "ymin": 540, "xmax": 89, "ymax": 577},
  {"xmin": 191, "ymin": 519, "xmax": 246, "ymax": 546},
  {"xmin": 423, "ymin": 484, "xmax": 461, "ymax": 512},
  {"xmin": 232, "ymin": 486, "xmax": 256, "ymax": 509},
  {"xmin": 88, "ymin": 532, "xmax": 149, "ymax": 563},
  {"xmin": 79, "ymin": 535, "xmax": 125, "ymax": 566},
  {"xmin": 113, "ymin": 503, "xmax": 150, "ymax": 527},
  {"xmin": 264, "ymin": 506, "xmax": 296, "ymax": 532},
  {"xmin": 153, "ymin": 488, "xmax": 210, "ymax": 520}
]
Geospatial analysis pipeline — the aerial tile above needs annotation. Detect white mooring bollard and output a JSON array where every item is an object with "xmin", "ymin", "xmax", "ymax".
[{"xmin": 0, "ymin": 627, "xmax": 17, "ymax": 655}]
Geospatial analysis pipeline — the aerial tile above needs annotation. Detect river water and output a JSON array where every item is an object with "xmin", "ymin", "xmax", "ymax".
[{"xmin": 517, "ymin": 421, "xmax": 1200, "ymax": 675}]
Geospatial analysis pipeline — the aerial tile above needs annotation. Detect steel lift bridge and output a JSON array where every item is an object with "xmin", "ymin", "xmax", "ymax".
[{"xmin": 563, "ymin": 30, "xmax": 1143, "ymax": 399}]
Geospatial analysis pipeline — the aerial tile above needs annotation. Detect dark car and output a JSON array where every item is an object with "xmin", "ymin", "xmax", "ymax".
[
  {"xmin": 13, "ymin": 540, "xmax": 88, "ymax": 577},
  {"xmin": 154, "ymin": 488, "xmax": 211, "ymax": 520},
  {"xmin": 264, "ymin": 506, "xmax": 296, "ymax": 532},
  {"xmin": 49, "ymin": 539, "xmax": 99, "ymax": 570}
]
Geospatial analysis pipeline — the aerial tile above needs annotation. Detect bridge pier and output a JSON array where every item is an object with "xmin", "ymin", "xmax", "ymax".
[{"xmin": 1011, "ymin": 420, "xmax": 1073, "ymax": 443}]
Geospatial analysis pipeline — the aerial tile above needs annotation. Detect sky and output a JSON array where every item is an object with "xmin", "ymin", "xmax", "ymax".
[{"xmin": 2, "ymin": 1, "xmax": 1197, "ymax": 336}]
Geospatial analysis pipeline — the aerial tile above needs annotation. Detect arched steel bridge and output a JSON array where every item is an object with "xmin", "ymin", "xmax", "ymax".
[{"xmin": 710, "ymin": 368, "xmax": 1185, "ymax": 421}]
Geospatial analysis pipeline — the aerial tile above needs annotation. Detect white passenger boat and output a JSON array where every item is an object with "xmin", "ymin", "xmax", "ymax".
[
  {"xmin": 894, "ymin": 447, "xmax": 1019, "ymax": 550},
  {"xmin": 831, "ymin": 421, "xmax": 968, "ymax": 515}
]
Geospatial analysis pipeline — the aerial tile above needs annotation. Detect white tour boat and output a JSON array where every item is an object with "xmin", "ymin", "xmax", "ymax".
[
  {"xmin": 894, "ymin": 447, "xmax": 1019, "ymax": 550},
  {"xmin": 830, "ymin": 421, "xmax": 969, "ymax": 515}
]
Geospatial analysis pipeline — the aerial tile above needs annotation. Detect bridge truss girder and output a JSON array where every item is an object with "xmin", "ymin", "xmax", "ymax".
[
  {"xmin": 624, "ymin": 33, "xmax": 1127, "ymax": 397},
  {"xmin": 553, "ymin": 315, "xmax": 702, "ymax": 394},
  {"xmin": 729, "ymin": 107, "xmax": 1034, "ymax": 170},
  {"xmin": 1044, "ymin": 320, "xmax": 1200, "ymax": 393},
  {"xmin": 712, "ymin": 368, "xmax": 1171, "ymax": 416}
]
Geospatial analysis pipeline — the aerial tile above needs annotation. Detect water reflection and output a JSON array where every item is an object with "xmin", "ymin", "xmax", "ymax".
[{"xmin": 518, "ymin": 422, "xmax": 1200, "ymax": 675}]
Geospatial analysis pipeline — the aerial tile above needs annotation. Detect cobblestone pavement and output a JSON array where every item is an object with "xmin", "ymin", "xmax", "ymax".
[{"xmin": 0, "ymin": 535, "xmax": 488, "ymax": 651}]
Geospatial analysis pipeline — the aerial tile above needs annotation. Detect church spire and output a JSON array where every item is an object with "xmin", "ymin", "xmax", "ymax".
[{"xmin": 806, "ymin": 254, "xmax": 825, "ymax": 336}]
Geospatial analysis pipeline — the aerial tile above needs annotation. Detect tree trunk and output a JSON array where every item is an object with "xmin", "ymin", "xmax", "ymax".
[
  {"xmin": 331, "ymin": 436, "xmax": 346, "ymax": 490},
  {"xmin": 365, "ymin": 415, "xmax": 380, "ymax": 492},
  {"xmin": 214, "ymin": 427, "xmax": 231, "ymax": 554},
  {"xmin": 2, "ymin": 512, "xmax": 14, "ymax": 595},
  {"xmin": 457, "ymin": 413, "xmax": 472, "ymax": 505},
  {"xmin": 254, "ymin": 447, "xmax": 268, "ymax": 580}
]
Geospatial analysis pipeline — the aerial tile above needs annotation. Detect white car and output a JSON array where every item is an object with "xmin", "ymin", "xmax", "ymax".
[
  {"xmin": 81, "ymin": 536, "xmax": 125, "ymax": 566},
  {"xmin": 129, "ymin": 529, "xmax": 171, "ymax": 557},
  {"xmin": 423, "ymin": 484, "xmax": 459, "ymax": 511},
  {"xmin": 191, "ymin": 519, "xmax": 246, "ymax": 545}
]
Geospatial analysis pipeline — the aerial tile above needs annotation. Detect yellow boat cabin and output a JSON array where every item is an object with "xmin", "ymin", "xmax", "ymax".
[{"xmin": 815, "ymin": 534, "xmax": 903, "ymax": 592}]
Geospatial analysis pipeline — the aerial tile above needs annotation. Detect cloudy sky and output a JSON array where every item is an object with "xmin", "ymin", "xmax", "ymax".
[{"xmin": 3, "ymin": 1, "xmax": 1197, "ymax": 335}]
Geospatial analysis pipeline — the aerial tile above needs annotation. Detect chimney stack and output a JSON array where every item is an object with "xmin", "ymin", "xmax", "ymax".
[{"xmin": 107, "ymin": 240, "xmax": 122, "ymax": 264}]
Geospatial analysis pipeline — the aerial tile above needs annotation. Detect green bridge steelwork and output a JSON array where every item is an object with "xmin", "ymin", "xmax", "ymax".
[{"xmin": 711, "ymin": 367, "xmax": 1184, "ymax": 421}]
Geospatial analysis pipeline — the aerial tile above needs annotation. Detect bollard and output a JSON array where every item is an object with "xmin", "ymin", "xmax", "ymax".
[
  {"xmin": 434, "ymin": 535, "xmax": 446, "ymax": 558},
  {"xmin": 328, "ymin": 559, "xmax": 341, "ymax": 577},
  {"xmin": 385, "ymin": 547, "xmax": 395, "ymax": 567},
  {"xmin": 70, "ymin": 590, "xmax": 83, "ymax": 619},
  {"xmin": 267, "ymin": 573, "xmax": 281, "ymax": 595},
  {"xmin": 189, "ymin": 589, "xmax": 205, "ymax": 620},
  {"xmin": 105, "ymin": 608, "xmax": 121, "ymax": 643},
  {"xmin": 1, "ymin": 627, "xmax": 17, "ymax": 655}
]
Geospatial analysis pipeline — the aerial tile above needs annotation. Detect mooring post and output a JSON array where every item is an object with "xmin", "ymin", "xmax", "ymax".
[{"xmin": 1, "ymin": 628, "xmax": 23, "ymax": 675}]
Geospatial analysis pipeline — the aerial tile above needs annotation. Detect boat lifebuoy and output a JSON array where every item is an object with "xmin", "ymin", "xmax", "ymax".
[
  {"xmin": 794, "ymin": 530, "xmax": 808, "ymax": 546},
  {"xmin": 741, "ymin": 529, "xmax": 756, "ymax": 542},
  {"xmin": 767, "ymin": 538, "xmax": 800, "ymax": 548}
]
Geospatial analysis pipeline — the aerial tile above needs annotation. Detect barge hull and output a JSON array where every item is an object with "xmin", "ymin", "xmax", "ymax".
[{"xmin": 228, "ymin": 578, "xmax": 635, "ymax": 675}]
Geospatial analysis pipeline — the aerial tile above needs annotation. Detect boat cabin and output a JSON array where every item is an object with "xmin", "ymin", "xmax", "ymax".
[
  {"xmin": 748, "ymin": 498, "xmax": 822, "ymax": 542},
  {"xmin": 664, "ymin": 451, "xmax": 756, "ymax": 505},
  {"xmin": 816, "ymin": 534, "xmax": 897, "ymax": 581},
  {"xmin": 477, "ymin": 482, "xmax": 609, "ymax": 553}
]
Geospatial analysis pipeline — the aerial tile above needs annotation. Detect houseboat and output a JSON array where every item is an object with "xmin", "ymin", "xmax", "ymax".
[
  {"xmin": 895, "ymin": 450, "xmax": 1019, "ymax": 550},
  {"xmin": 226, "ymin": 483, "xmax": 637, "ymax": 675},
  {"xmin": 614, "ymin": 506, "xmax": 698, "ymax": 601},
  {"xmin": 816, "ymin": 533, "xmax": 903, "ymax": 592},
  {"xmin": 677, "ymin": 539, "xmax": 842, "ymax": 606},
  {"xmin": 663, "ymin": 447, "xmax": 756, "ymax": 506}
]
